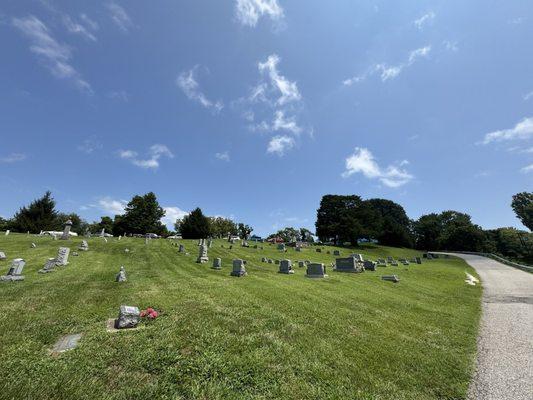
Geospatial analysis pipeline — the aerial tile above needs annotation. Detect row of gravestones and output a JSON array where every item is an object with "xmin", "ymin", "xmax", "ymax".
[{"xmin": 0, "ymin": 241, "xmax": 90, "ymax": 282}]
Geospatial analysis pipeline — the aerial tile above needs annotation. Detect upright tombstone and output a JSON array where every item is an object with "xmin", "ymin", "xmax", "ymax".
[
  {"xmin": 39, "ymin": 258, "xmax": 57, "ymax": 273},
  {"xmin": 78, "ymin": 240, "xmax": 89, "ymax": 252},
  {"xmin": 118, "ymin": 235, "xmax": 122, "ymax": 241},
  {"xmin": 178, "ymin": 244, "xmax": 185, "ymax": 253},
  {"xmin": 387, "ymin": 256, "xmax": 394, "ymax": 263},
  {"xmin": 197, "ymin": 239, "xmax": 202, "ymax": 246},
  {"xmin": 5, "ymin": 230, "xmax": 10, "ymax": 236},
  {"xmin": 31, "ymin": 243, "xmax": 37, "ymax": 248},
  {"xmin": 0, "ymin": 252, "xmax": 6, "ymax": 261},
  {"xmin": 55, "ymin": 247, "xmax": 70, "ymax": 266},
  {"xmin": 415, "ymin": 257, "xmax": 422, "ymax": 265},
  {"xmin": 212, "ymin": 257, "xmax": 222, "ymax": 270},
  {"xmin": 100, "ymin": 228, "xmax": 105, "ymax": 237},
  {"xmin": 306, "ymin": 263, "xmax": 327, "ymax": 278},
  {"xmin": 230, "ymin": 259, "xmax": 247, "ymax": 277},
  {"xmin": 315, "ymin": 248, "xmax": 322, "ymax": 253},
  {"xmin": 261, "ymin": 257, "xmax": 267, "ymax": 263},
  {"xmin": 333, "ymin": 250, "xmax": 341, "ymax": 256},
  {"xmin": 115, "ymin": 266, "xmax": 127, "ymax": 282},
  {"xmin": 350, "ymin": 254, "xmax": 364, "ymax": 262},
  {"xmin": 1, "ymin": 258, "xmax": 25, "ymax": 281},
  {"xmin": 196, "ymin": 244, "xmax": 209, "ymax": 263},
  {"xmin": 277, "ymin": 243, "xmax": 286, "ymax": 251},
  {"xmin": 335, "ymin": 257, "xmax": 363, "ymax": 273},
  {"xmin": 208, "ymin": 239, "xmax": 213, "ymax": 248},
  {"xmin": 298, "ymin": 261, "xmax": 305, "ymax": 268},
  {"xmin": 60, "ymin": 219, "xmax": 73, "ymax": 240},
  {"xmin": 279, "ymin": 259, "xmax": 294, "ymax": 274},
  {"xmin": 363, "ymin": 260, "xmax": 377, "ymax": 271},
  {"xmin": 115, "ymin": 305, "xmax": 140, "ymax": 329}
]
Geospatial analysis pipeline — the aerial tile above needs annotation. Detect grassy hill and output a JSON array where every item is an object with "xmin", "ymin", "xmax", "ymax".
[{"xmin": 0, "ymin": 234, "xmax": 481, "ymax": 399}]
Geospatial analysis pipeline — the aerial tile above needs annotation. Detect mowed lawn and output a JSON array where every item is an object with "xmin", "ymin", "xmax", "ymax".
[{"xmin": 0, "ymin": 234, "xmax": 481, "ymax": 400}]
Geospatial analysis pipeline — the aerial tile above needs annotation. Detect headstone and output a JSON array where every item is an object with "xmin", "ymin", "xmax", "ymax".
[
  {"xmin": 261, "ymin": 257, "xmax": 267, "ymax": 263},
  {"xmin": 382, "ymin": 275, "xmax": 400, "ymax": 283},
  {"xmin": 275, "ymin": 259, "xmax": 280, "ymax": 265},
  {"xmin": 31, "ymin": 242, "xmax": 37, "ymax": 248},
  {"xmin": 178, "ymin": 244, "xmax": 185, "ymax": 253},
  {"xmin": 125, "ymin": 248, "xmax": 130, "ymax": 253},
  {"xmin": 242, "ymin": 241, "xmax": 249, "ymax": 247},
  {"xmin": 78, "ymin": 240, "xmax": 89, "ymax": 251},
  {"xmin": 277, "ymin": 243, "xmax": 286, "ymax": 251},
  {"xmin": 315, "ymin": 248, "xmax": 321, "ymax": 253},
  {"xmin": 363, "ymin": 260, "xmax": 377, "ymax": 271},
  {"xmin": 1, "ymin": 258, "xmax": 25, "ymax": 281},
  {"xmin": 196, "ymin": 244, "xmax": 208, "ymax": 263},
  {"xmin": 55, "ymin": 247, "xmax": 70, "ymax": 266},
  {"xmin": 212, "ymin": 257, "xmax": 222, "ymax": 270},
  {"xmin": 100, "ymin": 228, "xmax": 105, "ymax": 237},
  {"xmin": 298, "ymin": 261, "xmax": 305, "ymax": 268},
  {"xmin": 115, "ymin": 305, "xmax": 140, "ymax": 329},
  {"xmin": 197, "ymin": 239, "xmax": 202, "ymax": 246},
  {"xmin": 387, "ymin": 256, "xmax": 394, "ymax": 263},
  {"xmin": 118, "ymin": 235, "xmax": 122, "ymax": 241},
  {"xmin": 51, "ymin": 333, "xmax": 82, "ymax": 354},
  {"xmin": 267, "ymin": 259, "xmax": 273, "ymax": 264},
  {"xmin": 115, "ymin": 266, "xmax": 127, "ymax": 282},
  {"xmin": 351, "ymin": 254, "xmax": 364, "ymax": 262},
  {"xmin": 230, "ymin": 259, "xmax": 247, "ymax": 277},
  {"xmin": 0, "ymin": 252, "xmax": 6, "ymax": 260},
  {"xmin": 279, "ymin": 259, "xmax": 294, "ymax": 274},
  {"xmin": 5, "ymin": 230, "xmax": 10, "ymax": 236},
  {"xmin": 39, "ymin": 258, "xmax": 57, "ymax": 273},
  {"xmin": 229, "ymin": 245, "xmax": 233, "ymax": 249},
  {"xmin": 333, "ymin": 250, "xmax": 340, "ymax": 256},
  {"xmin": 295, "ymin": 247, "xmax": 301, "ymax": 252},
  {"xmin": 52, "ymin": 234, "xmax": 58, "ymax": 241},
  {"xmin": 60, "ymin": 219, "xmax": 73, "ymax": 240},
  {"xmin": 306, "ymin": 263, "xmax": 327, "ymax": 278},
  {"xmin": 415, "ymin": 257, "xmax": 422, "ymax": 264},
  {"xmin": 335, "ymin": 257, "xmax": 363, "ymax": 273},
  {"xmin": 72, "ymin": 252, "xmax": 79, "ymax": 256},
  {"xmin": 208, "ymin": 239, "xmax": 213, "ymax": 248}
]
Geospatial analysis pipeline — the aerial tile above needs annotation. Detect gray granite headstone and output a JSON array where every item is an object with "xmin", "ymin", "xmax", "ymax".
[
  {"xmin": 78, "ymin": 240, "xmax": 89, "ymax": 251},
  {"xmin": 382, "ymin": 275, "xmax": 400, "ymax": 283},
  {"xmin": 55, "ymin": 247, "xmax": 70, "ymax": 266},
  {"xmin": 306, "ymin": 263, "xmax": 327, "ymax": 278},
  {"xmin": 279, "ymin": 259, "xmax": 294, "ymax": 274},
  {"xmin": 335, "ymin": 257, "xmax": 363, "ymax": 273},
  {"xmin": 196, "ymin": 244, "xmax": 208, "ymax": 263},
  {"xmin": 0, "ymin": 252, "xmax": 6, "ymax": 261},
  {"xmin": 115, "ymin": 266, "xmax": 127, "ymax": 282},
  {"xmin": 415, "ymin": 257, "xmax": 422, "ymax": 264},
  {"xmin": 298, "ymin": 261, "xmax": 305, "ymax": 268},
  {"xmin": 267, "ymin": 259, "xmax": 273, "ymax": 264},
  {"xmin": 261, "ymin": 257, "xmax": 267, "ymax": 263},
  {"xmin": 51, "ymin": 333, "xmax": 82, "ymax": 354},
  {"xmin": 333, "ymin": 250, "xmax": 340, "ymax": 256},
  {"xmin": 60, "ymin": 219, "xmax": 73, "ymax": 240},
  {"xmin": 5, "ymin": 230, "xmax": 10, "ymax": 236},
  {"xmin": 1, "ymin": 258, "xmax": 25, "ymax": 282},
  {"xmin": 115, "ymin": 305, "xmax": 140, "ymax": 329},
  {"xmin": 363, "ymin": 260, "xmax": 377, "ymax": 271},
  {"xmin": 230, "ymin": 259, "xmax": 247, "ymax": 277},
  {"xmin": 39, "ymin": 258, "xmax": 57, "ymax": 273},
  {"xmin": 315, "ymin": 248, "xmax": 322, "ymax": 253},
  {"xmin": 212, "ymin": 257, "xmax": 222, "ymax": 270},
  {"xmin": 31, "ymin": 243, "xmax": 37, "ymax": 248},
  {"xmin": 178, "ymin": 244, "xmax": 185, "ymax": 253}
]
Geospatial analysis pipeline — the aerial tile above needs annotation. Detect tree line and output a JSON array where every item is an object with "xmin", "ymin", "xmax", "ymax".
[{"xmin": 315, "ymin": 193, "xmax": 533, "ymax": 264}]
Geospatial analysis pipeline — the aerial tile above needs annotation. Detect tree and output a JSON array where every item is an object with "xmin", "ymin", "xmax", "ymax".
[
  {"xmin": 0, "ymin": 217, "xmax": 11, "ymax": 232},
  {"xmin": 208, "ymin": 217, "xmax": 238, "ymax": 238},
  {"xmin": 365, "ymin": 199, "xmax": 413, "ymax": 247},
  {"xmin": 413, "ymin": 214, "xmax": 442, "ymax": 250},
  {"xmin": 299, "ymin": 228, "xmax": 314, "ymax": 242},
  {"xmin": 178, "ymin": 208, "xmax": 210, "ymax": 239},
  {"xmin": 511, "ymin": 192, "xmax": 533, "ymax": 231},
  {"xmin": 56, "ymin": 212, "xmax": 87, "ymax": 235},
  {"xmin": 12, "ymin": 191, "xmax": 58, "ymax": 233},
  {"xmin": 269, "ymin": 227, "xmax": 300, "ymax": 243},
  {"xmin": 120, "ymin": 192, "xmax": 166, "ymax": 235},
  {"xmin": 97, "ymin": 216, "xmax": 114, "ymax": 234},
  {"xmin": 238, "ymin": 223, "xmax": 253, "ymax": 240},
  {"xmin": 316, "ymin": 195, "xmax": 363, "ymax": 244}
]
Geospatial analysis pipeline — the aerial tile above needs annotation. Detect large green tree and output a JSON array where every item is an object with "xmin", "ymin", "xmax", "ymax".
[
  {"xmin": 208, "ymin": 217, "xmax": 238, "ymax": 238},
  {"xmin": 120, "ymin": 192, "xmax": 166, "ymax": 235},
  {"xmin": 12, "ymin": 191, "xmax": 58, "ymax": 233},
  {"xmin": 238, "ymin": 223, "xmax": 253, "ymax": 240},
  {"xmin": 365, "ymin": 198, "xmax": 413, "ymax": 247},
  {"xmin": 178, "ymin": 208, "xmax": 210, "ymax": 239},
  {"xmin": 56, "ymin": 212, "xmax": 87, "ymax": 235},
  {"xmin": 511, "ymin": 192, "xmax": 533, "ymax": 231}
]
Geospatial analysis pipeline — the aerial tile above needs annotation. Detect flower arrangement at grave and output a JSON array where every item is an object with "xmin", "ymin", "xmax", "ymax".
[{"xmin": 140, "ymin": 307, "xmax": 159, "ymax": 320}]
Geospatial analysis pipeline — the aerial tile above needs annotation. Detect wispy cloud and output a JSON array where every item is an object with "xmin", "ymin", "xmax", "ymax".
[
  {"xmin": 106, "ymin": 2, "xmax": 133, "ymax": 33},
  {"xmin": 176, "ymin": 67, "xmax": 223, "ymax": 113},
  {"xmin": 523, "ymin": 91, "xmax": 533, "ymax": 101},
  {"xmin": 521, "ymin": 164, "xmax": 533, "ymax": 173},
  {"xmin": 77, "ymin": 137, "xmax": 102, "ymax": 154},
  {"xmin": 267, "ymin": 135, "xmax": 295, "ymax": 156},
  {"xmin": 106, "ymin": 90, "xmax": 129, "ymax": 102},
  {"xmin": 343, "ymin": 46, "xmax": 431, "ymax": 86},
  {"xmin": 215, "ymin": 151, "xmax": 230, "ymax": 161},
  {"xmin": 162, "ymin": 206, "xmax": 188, "ymax": 228},
  {"xmin": 98, "ymin": 197, "xmax": 127, "ymax": 215},
  {"xmin": 481, "ymin": 117, "xmax": 533, "ymax": 144},
  {"xmin": 443, "ymin": 40, "xmax": 458, "ymax": 52},
  {"xmin": 235, "ymin": 0, "xmax": 284, "ymax": 27},
  {"xmin": 12, "ymin": 15, "xmax": 92, "ymax": 93},
  {"xmin": 62, "ymin": 14, "xmax": 97, "ymax": 42},
  {"xmin": 0, "ymin": 153, "xmax": 27, "ymax": 163},
  {"xmin": 258, "ymin": 54, "xmax": 301, "ymax": 105},
  {"xmin": 342, "ymin": 147, "xmax": 414, "ymax": 188},
  {"xmin": 118, "ymin": 144, "xmax": 174, "ymax": 169},
  {"xmin": 414, "ymin": 11, "xmax": 435, "ymax": 30}
]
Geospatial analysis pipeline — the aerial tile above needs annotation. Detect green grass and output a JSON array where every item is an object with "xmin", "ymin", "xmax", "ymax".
[{"xmin": 0, "ymin": 234, "xmax": 481, "ymax": 399}]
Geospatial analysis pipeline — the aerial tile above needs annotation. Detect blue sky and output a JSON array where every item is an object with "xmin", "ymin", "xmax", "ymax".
[{"xmin": 1, "ymin": 0, "xmax": 532, "ymax": 236}]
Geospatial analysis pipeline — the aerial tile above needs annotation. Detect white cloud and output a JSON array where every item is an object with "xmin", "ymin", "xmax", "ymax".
[
  {"xmin": 258, "ymin": 54, "xmax": 301, "ymax": 105},
  {"xmin": 176, "ymin": 67, "xmax": 223, "ymax": 112},
  {"xmin": 215, "ymin": 151, "xmax": 230, "ymax": 161},
  {"xmin": 342, "ymin": 147, "xmax": 414, "ymax": 188},
  {"xmin": 521, "ymin": 164, "xmax": 533, "ymax": 173},
  {"xmin": 12, "ymin": 15, "xmax": 92, "ymax": 93},
  {"xmin": 0, "ymin": 153, "xmax": 27, "ymax": 163},
  {"xmin": 77, "ymin": 137, "xmax": 102, "ymax": 154},
  {"xmin": 414, "ymin": 11, "xmax": 435, "ymax": 30},
  {"xmin": 106, "ymin": 2, "xmax": 133, "ymax": 33},
  {"xmin": 162, "ymin": 206, "xmax": 188, "ymax": 228},
  {"xmin": 344, "ymin": 46, "xmax": 431, "ymax": 85},
  {"xmin": 523, "ymin": 91, "xmax": 533, "ymax": 101},
  {"xmin": 98, "ymin": 197, "xmax": 127, "ymax": 215},
  {"xmin": 62, "ymin": 14, "xmax": 97, "ymax": 42},
  {"xmin": 272, "ymin": 110, "xmax": 302, "ymax": 134},
  {"xmin": 481, "ymin": 117, "xmax": 533, "ymax": 144},
  {"xmin": 443, "ymin": 40, "xmax": 458, "ymax": 52},
  {"xmin": 235, "ymin": 0, "xmax": 284, "ymax": 27},
  {"xmin": 80, "ymin": 14, "xmax": 99, "ymax": 31},
  {"xmin": 119, "ymin": 144, "xmax": 174, "ymax": 169},
  {"xmin": 107, "ymin": 90, "xmax": 129, "ymax": 102},
  {"xmin": 267, "ymin": 135, "xmax": 295, "ymax": 156}
]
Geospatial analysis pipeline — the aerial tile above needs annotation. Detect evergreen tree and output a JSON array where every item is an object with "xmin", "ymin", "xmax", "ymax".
[
  {"xmin": 178, "ymin": 208, "xmax": 210, "ymax": 239},
  {"xmin": 511, "ymin": 192, "xmax": 533, "ymax": 231},
  {"xmin": 12, "ymin": 191, "xmax": 58, "ymax": 233},
  {"xmin": 120, "ymin": 192, "xmax": 166, "ymax": 235}
]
